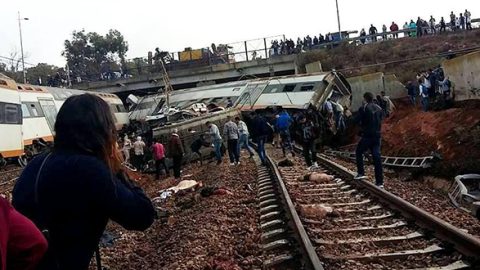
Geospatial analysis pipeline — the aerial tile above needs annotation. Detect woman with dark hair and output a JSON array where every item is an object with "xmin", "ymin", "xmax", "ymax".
[{"xmin": 12, "ymin": 94, "xmax": 155, "ymax": 270}]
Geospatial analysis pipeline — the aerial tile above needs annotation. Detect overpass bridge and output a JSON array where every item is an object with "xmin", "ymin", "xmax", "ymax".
[{"xmin": 77, "ymin": 54, "xmax": 298, "ymax": 95}]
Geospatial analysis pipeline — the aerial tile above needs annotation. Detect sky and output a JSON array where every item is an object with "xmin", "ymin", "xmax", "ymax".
[{"xmin": 1, "ymin": 0, "xmax": 478, "ymax": 68}]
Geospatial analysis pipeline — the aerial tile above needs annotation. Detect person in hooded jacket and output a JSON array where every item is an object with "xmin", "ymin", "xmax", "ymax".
[
  {"xmin": 0, "ymin": 196, "xmax": 47, "ymax": 270},
  {"xmin": 12, "ymin": 94, "xmax": 155, "ymax": 270}
]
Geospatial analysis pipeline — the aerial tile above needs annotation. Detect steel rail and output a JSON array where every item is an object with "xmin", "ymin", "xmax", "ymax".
[
  {"xmin": 315, "ymin": 152, "xmax": 480, "ymax": 258},
  {"xmin": 264, "ymin": 153, "xmax": 325, "ymax": 270}
]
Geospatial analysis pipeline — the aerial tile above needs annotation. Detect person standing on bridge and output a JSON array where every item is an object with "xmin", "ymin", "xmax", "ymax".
[
  {"xmin": 354, "ymin": 92, "xmax": 384, "ymax": 188},
  {"xmin": 465, "ymin": 9, "xmax": 472, "ymax": 30},
  {"xmin": 369, "ymin": 24, "xmax": 378, "ymax": 42},
  {"xmin": 429, "ymin": 16, "xmax": 436, "ymax": 34},
  {"xmin": 440, "ymin": 17, "xmax": 447, "ymax": 33},
  {"xmin": 206, "ymin": 121, "xmax": 223, "ymax": 165},
  {"xmin": 223, "ymin": 116, "xmax": 240, "ymax": 165},
  {"xmin": 390, "ymin": 22, "xmax": 399, "ymax": 39}
]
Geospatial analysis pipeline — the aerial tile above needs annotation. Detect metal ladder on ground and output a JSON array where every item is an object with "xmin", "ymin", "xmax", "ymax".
[{"xmin": 324, "ymin": 150, "xmax": 437, "ymax": 169}]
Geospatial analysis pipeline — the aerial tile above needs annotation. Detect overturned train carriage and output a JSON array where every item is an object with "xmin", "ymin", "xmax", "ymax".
[{"xmin": 149, "ymin": 71, "xmax": 351, "ymax": 161}]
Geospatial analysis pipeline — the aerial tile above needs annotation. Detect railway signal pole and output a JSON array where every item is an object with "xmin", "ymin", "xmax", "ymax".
[{"xmin": 17, "ymin": 11, "xmax": 29, "ymax": 84}]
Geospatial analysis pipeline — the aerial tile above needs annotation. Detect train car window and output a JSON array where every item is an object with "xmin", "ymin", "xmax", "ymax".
[
  {"xmin": 210, "ymin": 97, "xmax": 223, "ymax": 104},
  {"xmin": 5, "ymin": 104, "xmax": 22, "ymax": 124},
  {"xmin": 21, "ymin": 104, "xmax": 31, "ymax": 118},
  {"xmin": 232, "ymin": 87, "xmax": 241, "ymax": 92},
  {"xmin": 30, "ymin": 104, "xmax": 40, "ymax": 117},
  {"xmin": 116, "ymin": 104, "xmax": 127, "ymax": 113},
  {"xmin": 299, "ymin": 83, "xmax": 316, "ymax": 92},
  {"xmin": 283, "ymin": 84, "xmax": 296, "ymax": 92},
  {"xmin": 264, "ymin": 85, "xmax": 284, "ymax": 93},
  {"xmin": 110, "ymin": 104, "xmax": 119, "ymax": 113},
  {"xmin": 17, "ymin": 86, "xmax": 23, "ymax": 90}
]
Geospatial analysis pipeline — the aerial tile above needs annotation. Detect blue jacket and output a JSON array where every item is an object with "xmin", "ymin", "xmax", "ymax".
[
  {"xmin": 276, "ymin": 112, "xmax": 292, "ymax": 131},
  {"xmin": 12, "ymin": 152, "xmax": 155, "ymax": 270}
]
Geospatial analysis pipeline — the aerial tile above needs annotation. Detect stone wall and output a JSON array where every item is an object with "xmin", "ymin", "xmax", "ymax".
[
  {"xmin": 347, "ymin": 72, "xmax": 406, "ymax": 111},
  {"xmin": 443, "ymin": 51, "xmax": 480, "ymax": 101}
]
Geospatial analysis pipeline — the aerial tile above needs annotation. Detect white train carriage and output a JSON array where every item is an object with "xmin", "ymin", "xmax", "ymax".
[
  {"xmin": 46, "ymin": 87, "xmax": 129, "ymax": 130},
  {"xmin": 96, "ymin": 93, "xmax": 129, "ymax": 130},
  {"xmin": 237, "ymin": 72, "xmax": 352, "ymax": 111},
  {"xmin": 0, "ymin": 75, "xmax": 23, "ymax": 165},
  {"xmin": 17, "ymin": 85, "xmax": 57, "ymax": 150},
  {"xmin": 128, "ymin": 81, "xmax": 249, "ymax": 122},
  {"xmin": 168, "ymin": 81, "xmax": 249, "ymax": 109},
  {"xmin": 128, "ymin": 94, "xmax": 165, "ymax": 122}
]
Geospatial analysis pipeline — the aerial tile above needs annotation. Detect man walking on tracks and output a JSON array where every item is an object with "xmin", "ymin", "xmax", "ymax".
[
  {"xmin": 276, "ymin": 110, "xmax": 295, "ymax": 157},
  {"xmin": 297, "ymin": 115, "xmax": 318, "ymax": 170},
  {"xmin": 206, "ymin": 121, "xmax": 223, "ymax": 165},
  {"xmin": 223, "ymin": 116, "xmax": 240, "ymax": 165},
  {"xmin": 354, "ymin": 92, "xmax": 384, "ymax": 188},
  {"xmin": 250, "ymin": 112, "xmax": 270, "ymax": 166},
  {"xmin": 235, "ymin": 117, "xmax": 255, "ymax": 158}
]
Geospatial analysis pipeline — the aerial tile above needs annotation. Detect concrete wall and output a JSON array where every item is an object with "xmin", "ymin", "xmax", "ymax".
[
  {"xmin": 347, "ymin": 72, "xmax": 406, "ymax": 111},
  {"xmin": 305, "ymin": 61, "xmax": 323, "ymax": 74},
  {"xmin": 443, "ymin": 51, "xmax": 480, "ymax": 101}
]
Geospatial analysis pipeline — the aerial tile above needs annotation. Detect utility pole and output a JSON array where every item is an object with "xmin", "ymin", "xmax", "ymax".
[
  {"xmin": 335, "ymin": 0, "xmax": 342, "ymax": 40},
  {"xmin": 17, "ymin": 12, "xmax": 29, "ymax": 83}
]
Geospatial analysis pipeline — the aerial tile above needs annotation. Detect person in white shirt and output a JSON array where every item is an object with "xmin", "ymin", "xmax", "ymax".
[
  {"xmin": 223, "ymin": 117, "xmax": 240, "ymax": 165},
  {"xmin": 133, "ymin": 136, "xmax": 146, "ymax": 170},
  {"xmin": 465, "ymin": 10, "xmax": 472, "ymax": 30},
  {"xmin": 419, "ymin": 80, "xmax": 429, "ymax": 112},
  {"xmin": 122, "ymin": 134, "xmax": 132, "ymax": 165},
  {"xmin": 206, "ymin": 121, "xmax": 223, "ymax": 164},
  {"xmin": 235, "ymin": 117, "xmax": 255, "ymax": 159}
]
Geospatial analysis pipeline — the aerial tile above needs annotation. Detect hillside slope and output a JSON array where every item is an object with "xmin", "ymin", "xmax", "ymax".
[{"xmin": 298, "ymin": 30, "xmax": 480, "ymax": 83}]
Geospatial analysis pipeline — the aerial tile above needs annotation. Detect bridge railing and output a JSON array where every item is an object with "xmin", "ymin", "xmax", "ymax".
[{"xmin": 71, "ymin": 21, "xmax": 479, "ymax": 86}]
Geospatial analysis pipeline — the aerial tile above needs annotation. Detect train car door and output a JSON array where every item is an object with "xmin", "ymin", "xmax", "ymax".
[{"xmin": 38, "ymin": 98, "xmax": 57, "ymax": 133}]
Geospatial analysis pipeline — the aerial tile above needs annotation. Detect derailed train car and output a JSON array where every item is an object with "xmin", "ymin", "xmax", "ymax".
[
  {"xmin": 147, "ymin": 71, "xmax": 351, "ymax": 162},
  {"xmin": 0, "ymin": 74, "xmax": 129, "ymax": 166}
]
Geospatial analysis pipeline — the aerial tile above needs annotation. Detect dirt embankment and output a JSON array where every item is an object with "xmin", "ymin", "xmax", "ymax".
[
  {"xmin": 381, "ymin": 99, "xmax": 480, "ymax": 177},
  {"xmin": 298, "ymin": 30, "xmax": 480, "ymax": 83}
]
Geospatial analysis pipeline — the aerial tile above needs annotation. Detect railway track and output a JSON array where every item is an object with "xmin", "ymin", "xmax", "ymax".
[{"xmin": 258, "ymin": 147, "xmax": 480, "ymax": 269}]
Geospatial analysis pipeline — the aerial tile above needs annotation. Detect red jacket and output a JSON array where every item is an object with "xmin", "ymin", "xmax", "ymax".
[
  {"xmin": 152, "ymin": 143, "xmax": 165, "ymax": 160},
  {"xmin": 0, "ymin": 197, "xmax": 48, "ymax": 270}
]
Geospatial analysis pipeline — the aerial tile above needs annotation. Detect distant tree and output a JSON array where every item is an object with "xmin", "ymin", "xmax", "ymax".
[
  {"xmin": 63, "ymin": 29, "xmax": 129, "ymax": 82},
  {"xmin": 25, "ymin": 63, "xmax": 60, "ymax": 85},
  {"xmin": 123, "ymin": 57, "xmax": 148, "ymax": 77}
]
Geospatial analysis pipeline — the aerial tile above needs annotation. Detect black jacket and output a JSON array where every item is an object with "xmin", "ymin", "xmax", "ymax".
[
  {"xmin": 355, "ymin": 102, "xmax": 384, "ymax": 138},
  {"xmin": 250, "ymin": 115, "xmax": 271, "ymax": 139},
  {"xmin": 12, "ymin": 152, "xmax": 155, "ymax": 270}
]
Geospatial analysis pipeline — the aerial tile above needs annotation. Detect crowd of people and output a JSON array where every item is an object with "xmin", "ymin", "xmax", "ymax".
[
  {"xmin": 405, "ymin": 67, "xmax": 453, "ymax": 112},
  {"xmin": 269, "ymin": 9, "xmax": 474, "ymax": 56}
]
